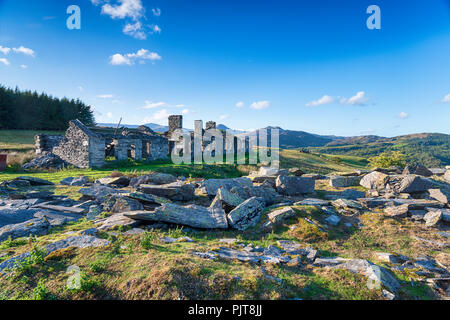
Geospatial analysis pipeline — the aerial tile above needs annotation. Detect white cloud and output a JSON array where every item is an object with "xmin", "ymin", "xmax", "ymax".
[
  {"xmin": 397, "ymin": 112, "xmax": 409, "ymax": 119},
  {"xmin": 109, "ymin": 53, "xmax": 132, "ymax": 65},
  {"xmin": 0, "ymin": 46, "xmax": 11, "ymax": 55},
  {"xmin": 219, "ymin": 114, "xmax": 229, "ymax": 120},
  {"xmin": 340, "ymin": 91, "xmax": 368, "ymax": 106},
  {"xmin": 182, "ymin": 109, "xmax": 189, "ymax": 115},
  {"xmin": 92, "ymin": 0, "xmax": 160, "ymax": 40},
  {"xmin": 100, "ymin": 0, "xmax": 144, "ymax": 20},
  {"xmin": 106, "ymin": 112, "xmax": 113, "ymax": 118},
  {"xmin": 235, "ymin": 101, "xmax": 244, "ymax": 108},
  {"xmin": 98, "ymin": 94, "xmax": 114, "ymax": 99},
  {"xmin": 12, "ymin": 46, "xmax": 35, "ymax": 57},
  {"xmin": 78, "ymin": 86, "xmax": 84, "ymax": 92},
  {"xmin": 142, "ymin": 101, "xmax": 167, "ymax": 109},
  {"xmin": 175, "ymin": 104, "xmax": 185, "ymax": 108},
  {"xmin": 20, "ymin": 64, "xmax": 28, "ymax": 69},
  {"xmin": 143, "ymin": 109, "xmax": 171, "ymax": 124},
  {"xmin": 442, "ymin": 94, "xmax": 450, "ymax": 103},
  {"xmin": 306, "ymin": 95, "xmax": 334, "ymax": 107},
  {"xmin": 0, "ymin": 58, "xmax": 10, "ymax": 66},
  {"xmin": 250, "ymin": 100, "xmax": 270, "ymax": 110},
  {"xmin": 150, "ymin": 24, "xmax": 161, "ymax": 34},
  {"xmin": 110, "ymin": 49, "xmax": 162, "ymax": 66},
  {"xmin": 123, "ymin": 21, "xmax": 146, "ymax": 40},
  {"xmin": 152, "ymin": 8, "xmax": 161, "ymax": 16}
]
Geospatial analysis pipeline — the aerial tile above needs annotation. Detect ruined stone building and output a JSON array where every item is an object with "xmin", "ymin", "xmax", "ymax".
[
  {"xmin": 36, "ymin": 119, "xmax": 169, "ymax": 168},
  {"xmin": 34, "ymin": 115, "xmax": 264, "ymax": 169}
]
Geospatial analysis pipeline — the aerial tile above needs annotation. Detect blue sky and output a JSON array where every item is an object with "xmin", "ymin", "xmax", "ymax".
[{"xmin": 0, "ymin": 0, "xmax": 449, "ymax": 136}]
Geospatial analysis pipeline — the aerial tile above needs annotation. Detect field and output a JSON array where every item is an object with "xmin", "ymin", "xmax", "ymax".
[{"xmin": 0, "ymin": 130, "xmax": 448, "ymax": 301}]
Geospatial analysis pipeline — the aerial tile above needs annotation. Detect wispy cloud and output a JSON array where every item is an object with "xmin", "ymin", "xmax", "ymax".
[
  {"xmin": 235, "ymin": 101, "xmax": 244, "ymax": 108},
  {"xmin": 340, "ymin": 91, "xmax": 369, "ymax": 106},
  {"xmin": 0, "ymin": 46, "xmax": 11, "ymax": 55},
  {"xmin": 12, "ymin": 46, "xmax": 35, "ymax": 57},
  {"xmin": 97, "ymin": 94, "xmax": 114, "ymax": 99},
  {"xmin": 250, "ymin": 100, "xmax": 270, "ymax": 110},
  {"xmin": 397, "ymin": 111, "xmax": 409, "ymax": 119},
  {"xmin": 142, "ymin": 101, "xmax": 167, "ymax": 109},
  {"xmin": 441, "ymin": 93, "xmax": 450, "ymax": 103},
  {"xmin": 142, "ymin": 109, "xmax": 171, "ymax": 124},
  {"xmin": 306, "ymin": 95, "xmax": 334, "ymax": 107},
  {"xmin": 152, "ymin": 8, "xmax": 161, "ymax": 16},
  {"xmin": 92, "ymin": 0, "xmax": 160, "ymax": 40},
  {"xmin": 306, "ymin": 91, "xmax": 370, "ymax": 107},
  {"xmin": 0, "ymin": 58, "xmax": 10, "ymax": 66},
  {"xmin": 219, "ymin": 114, "xmax": 229, "ymax": 120},
  {"xmin": 109, "ymin": 49, "xmax": 162, "ymax": 66}
]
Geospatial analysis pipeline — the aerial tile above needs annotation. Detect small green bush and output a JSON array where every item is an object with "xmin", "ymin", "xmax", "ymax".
[{"xmin": 368, "ymin": 151, "xmax": 406, "ymax": 168}]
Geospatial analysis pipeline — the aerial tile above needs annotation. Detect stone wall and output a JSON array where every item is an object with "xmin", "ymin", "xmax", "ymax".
[
  {"xmin": 53, "ymin": 120, "xmax": 99, "ymax": 169},
  {"xmin": 35, "ymin": 135, "xmax": 64, "ymax": 155}
]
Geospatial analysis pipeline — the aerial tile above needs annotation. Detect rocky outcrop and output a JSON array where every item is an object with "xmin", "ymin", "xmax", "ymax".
[
  {"xmin": 275, "ymin": 176, "xmax": 315, "ymax": 196},
  {"xmin": 360, "ymin": 171, "xmax": 388, "ymax": 190},
  {"xmin": 129, "ymin": 172, "xmax": 178, "ymax": 187},
  {"xmin": 200, "ymin": 177, "xmax": 253, "ymax": 196},
  {"xmin": 403, "ymin": 164, "xmax": 433, "ymax": 177},
  {"xmin": 228, "ymin": 197, "xmax": 265, "ymax": 230},
  {"xmin": 268, "ymin": 207, "xmax": 296, "ymax": 224},
  {"xmin": 124, "ymin": 203, "xmax": 228, "ymax": 229},
  {"xmin": 138, "ymin": 182, "xmax": 195, "ymax": 201},
  {"xmin": 428, "ymin": 188, "xmax": 450, "ymax": 204},
  {"xmin": 79, "ymin": 185, "xmax": 122, "ymax": 201},
  {"xmin": 60, "ymin": 176, "xmax": 89, "ymax": 186},
  {"xmin": 398, "ymin": 175, "xmax": 435, "ymax": 194},
  {"xmin": 329, "ymin": 176, "xmax": 361, "ymax": 188},
  {"xmin": 0, "ymin": 218, "xmax": 50, "ymax": 241}
]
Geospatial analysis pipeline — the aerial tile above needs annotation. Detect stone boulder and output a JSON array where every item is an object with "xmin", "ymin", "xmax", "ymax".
[
  {"xmin": 108, "ymin": 196, "xmax": 144, "ymax": 214},
  {"xmin": 360, "ymin": 171, "xmax": 388, "ymax": 190},
  {"xmin": 125, "ymin": 203, "xmax": 228, "ymax": 229},
  {"xmin": 138, "ymin": 182, "xmax": 195, "ymax": 201},
  {"xmin": 423, "ymin": 210, "xmax": 442, "ymax": 227},
  {"xmin": 384, "ymin": 204, "xmax": 409, "ymax": 218},
  {"xmin": 210, "ymin": 187, "xmax": 245, "ymax": 212},
  {"xmin": 445, "ymin": 170, "xmax": 450, "ymax": 182},
  {"xmin": 14, "ymin": 176, "xmax": 54, "ymax": 186},
  {"xmin": 402, "ymin": 164, "xmax": 433, "ymax": 177},
  {"xmin": 60, "ymin": 176, "xmax": 89, "ymax": 186},
  {"xmin": 428, "ymin": 188, "xmax": 450, "ymax": 204},
  {"xmin": 0, "ymin": 218, "xmax": 50, "ymax": 242},
  {"xmin": 268, "ymin": 207, "xmax": 296, "ymax": 224},
  {"xmin": 21, "ymin": 152, "xmax": 67, "ymax": 170},
  {"xmin": 96, "ymin": 213, "xmax": 140, "ymax": 231},
  {"xmin": 200, "ymin": 177, "xmax": 253, "ymax": 196},
  {"xmin": 275, "ymin": 176, "xmax": 315, "ymax": 196},
  {"xmin": 329, "ymin": 176, "xmax": 361, "ymax": 188},
  {"xmin": 126, "ymin": 192, "xmax": 171, "ymax": 205},
  {"xmin": 229, "ymin": 185, "xmax": 281, "ymax": 206},
  {"xmin": 79, "ymin": 185, "xmax": 122, "ymax": 201},
  {"xmin": 129, "ymin": 172, "xmax": 178, "ymax": 187},
  {"xmin": 340, "ymin": 189, "xmax": 365, "ymax": 200},
  {"xmin": 228, "ymin": 197, "xmax": 265, "ymax": 230},
  {"xmin": 398, "ymin": 175, "xmax": 435, "ymax": 194},
  {"xmin": 96, "ymin": 176, "xmax": 130, "ymax": 187}
]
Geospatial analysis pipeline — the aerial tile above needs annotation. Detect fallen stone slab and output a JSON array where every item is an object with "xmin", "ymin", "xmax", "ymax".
[
  {"xmin": 126, "ymin": 192, "xmax": 171, "ymax": 205},
  {"xmin": 14, "ymin": 176, "xmax": 54, "ymax": 186},
  {"xmin": 428, "ymin": 188, "xmax": 450, "ymax": 204},
  {"xmin": 96, "ymin": 213, "xmax": 141, "ymax": 231},
  {"xmin": 0, "ymin": 208, "xmax": 37, "ymax": 228},
  {"xmin": 357, "ymin": 198, "xmax": 395, "ymax": 208},
  {"xmin": 230, "ymin": 185, "xmax": 281, "ymax": 206},
  {"xmin": 200, "ymin": 177, "xmax": 253, "ymax": 196},
  {"xmin": 129, "ymin": 172, "xmax": 178, "ymax": 188},
  {"xmin": 360, "ymin": 171, "xmax": 388, "ymax": 190},
  {"xmin": 302, "ymin": 173, "xmax": 328, "ymax": 180},
  {"xmin": 384, "ymin": 204, "xmax": 409, "ymax": 218},
  {"xmin": 276, "ymin": 176, "xmax": 315, "ymax": 196},
  {"xmin": 79, "ymin": 185, "xmax": 122, "ymax": 201},
  {"xmin": 373, "ymin": 252, "xmax": 409, "ymax": 264},
  {"xmin": 160, "ymin": 236, "xmax": 194, "ymax": 244},
  {"xmin": 403, "ymin": 164, "xmax": 433, "ymax": 177},
  {"xmin": 398, "ymin": 175, "xmax": 435, "ymax": 194},
  {"xmin": 268, "ymin": 207, "xmax": 296, "ymax": 224},
  {"xmin": 288, "ymin": 167, "xmax": 305, "ymax": 176},
  {"xmin": 423, "ymin": 210, "xmax": 443, "ymax": 227},
  {"xmin": 96, "ymin": 176, "xmax": 130, "ymax": 187},
  {"xmin": 0, "ymin": 235, "xmax": 110, "ymax": 273},
  {"xmin": 124, "ymin": 203, "xmax": 228, "ymax": 229},
  {"xmin": 228, "ymin": 197, "xmax": 264, "ymax": 230},
  {"xmin": 297, "ymin": 198, "xmax": 330, "ymax": 207},
  {"xmin": 210, "ymin": 187, "xmax": 245, "ymax": 212},
  {"xmin": 34, "ymin": 210, "xmax": 83, "ymax": 227},
  {"xmin": 60, "ymin": 176, "xmax": 89, "ymax": 186},
  {"xmin": 102, "ymin": 196, "xmax": 144, "ymax": 214},
  {"xmin": 33, "ymin": 204, "xmax": 86, "ymax": 215},
  {"xmin": 329, "ymin": 176, "xmax": 361, "ymax": 188},
  {"xmin": 0, "ymin": 218, "xmax": 50, "ymax": 242},
  {"xmin": 138, "ymin": 182, "xmax": 195, "ymax": 201},
  {"xmin": 332, "ymin": 199, "xmax": 363, "ymax": 211},
  {"xmin": 325, "ymin": 214, "xmax": 342, "ymax": 226}
]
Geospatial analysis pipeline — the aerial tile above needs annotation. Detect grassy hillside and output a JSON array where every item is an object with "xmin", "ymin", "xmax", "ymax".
[
  {"xmin": 309, "ymin": 133, "xmax": 450, "ymax": 167},
  {"xmin": 0, "ymin": 130, "xmax": 64, "ymax": 152}
]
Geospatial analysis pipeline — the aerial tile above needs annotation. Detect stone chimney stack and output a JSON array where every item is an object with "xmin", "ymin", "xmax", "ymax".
[{"xmin": 168, "ymin": 115, "xmax": 183, "ymax": 134}]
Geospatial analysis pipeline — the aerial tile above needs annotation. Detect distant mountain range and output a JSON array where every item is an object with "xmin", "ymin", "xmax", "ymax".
[{"xmin": 97, "ymin": 121, "xmax": 449, "ymax": 166}]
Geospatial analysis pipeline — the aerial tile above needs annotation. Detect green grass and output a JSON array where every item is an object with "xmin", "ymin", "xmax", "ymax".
[{"xmin": 0, "ymin": 130, "xmax": 64, "ymax": 151}]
